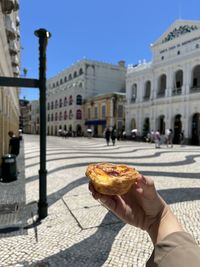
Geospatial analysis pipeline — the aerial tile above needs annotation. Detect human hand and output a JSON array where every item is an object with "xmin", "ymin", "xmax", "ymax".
[
  {"xmin": 89, "ymin": 175, "xmax": 165, "ymax": 230},
  {"xmin": 89, "ymin": 175, "xmax": 183, "ymax": 244}
]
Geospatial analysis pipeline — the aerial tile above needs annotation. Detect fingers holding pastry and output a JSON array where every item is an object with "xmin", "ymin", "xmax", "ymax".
[{"xmin": 89, "ymin": 181, "xmax": 120, "ymax": 212}]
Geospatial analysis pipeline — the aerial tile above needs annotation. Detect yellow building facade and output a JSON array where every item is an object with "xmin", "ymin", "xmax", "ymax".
[
  {"xmin": 0, "ymin": 1, "xmax": 20, "ymax": 163},
  {"xmin": 84, "ymin": 92, "xmax": 126, "ymax": 137}
]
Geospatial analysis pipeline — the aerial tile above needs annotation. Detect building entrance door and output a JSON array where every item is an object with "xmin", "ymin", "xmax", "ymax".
[{"xmin": 173, "ymin": 114, "xmax": 182, "ymax": 144}]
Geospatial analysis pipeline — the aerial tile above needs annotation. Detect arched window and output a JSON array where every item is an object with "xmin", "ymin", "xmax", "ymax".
[
  {"xmin": 60, "ymin": 78, "xmax": 63, "ymax": 85},
  {"xmin": 79, "ymin": 68, "xmax": 83, "ymax": 75},
  {"xmin": 55, "ymin": 112, "xmax": 58, "ymax": 121},
  {"xmin": 69, "ymin": 110, "xmax": 73, "ymax": 119},
  {"xmin": 69, "ymin": 95, "xmax": 73, "ymax": 105},
  {"xmin": 76, "ymin": 109, "xmax": 82, "ymax": 120},
  {"xmin": 76, "ymin": 95, "xmax": 82, "ymax": 105},
  {"xmin": 56, "ymin": 81, "xmax": 59, "ymax": 87},
  {"xmin": 191, "ymin": 65, "xmax": 200, "ymax": 89},
  {"xmin": 175, "ymin": 70, "xmax": 183, "ymax": 88},
  {"xmin": 69, "ymin": 74, "xmax": 72, "ymax": 80},
  {"xmin": 79, "ymin": 82, "xmax": 83, "ymax": 88},
  {"xmin": 51, "ymin": 101, "xmax": 54, "ymax": 109},
  {"xmin": 131, "ymin": 84, "xmax": 137, "ymax": 102},
  {"xmin": 64, "ymin": 76, "xmax": 67, "ymax": 82},
  {"xmin": 55, "ymin": 100, "xmax": 58, "ymax": 109},
  {"xmin": 64, "ymin": 110, "xmax": 67, "ymax": 120},
  {"xmin": 59, "ymin": 98, "xmax": 63, "ymax": 108},
  {"xmin": 144, "ymin": 81, "xmax": 151, "ymax": 100},
  {"xmin": 73, "ymin": 71, "xmax": 77, "ymax": 78},
  {"xmin": 59, "ymin": 111, "xmax": 62, "ymax": 121},
  {"xmin": 173, "ymin": 70, "xmax": 183, "ymax": 95},
  {"xmin": 64, "ymin": 97, "xmax": 67, "ymax": 106},
  {"xmin": 157, "ymin": 74, "xmax": 166, "ymax": 97}
]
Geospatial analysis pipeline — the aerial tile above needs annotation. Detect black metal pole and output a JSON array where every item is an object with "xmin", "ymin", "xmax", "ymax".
[{"xmin": 34, "ymin": 28, "xmax": 51, "ymax": 220}]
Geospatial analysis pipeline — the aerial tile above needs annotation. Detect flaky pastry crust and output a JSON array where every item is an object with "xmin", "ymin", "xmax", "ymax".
[{"xmin": 86, "ymin": 162, "xmax": 140, "ymax": 195}]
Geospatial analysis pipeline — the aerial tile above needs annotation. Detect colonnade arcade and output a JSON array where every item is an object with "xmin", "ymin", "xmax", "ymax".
[
  {"xmin": 130, "ymin": 64, "xmax": 200, "ymax": 101},
  {"xmin": 129, "ymin": 113, "xmax": 200, "ymax": 145}
]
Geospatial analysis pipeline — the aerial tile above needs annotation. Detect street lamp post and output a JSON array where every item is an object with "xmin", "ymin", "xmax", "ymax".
[
  {"xmin": 0, "ymin": 28, "xmax": 51, "ymax": 220},
  {"xmin": 35, "ymin": 29, "xmax": 51, "ymax": 219}
]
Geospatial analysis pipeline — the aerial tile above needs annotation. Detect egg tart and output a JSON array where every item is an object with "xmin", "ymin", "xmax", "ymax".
[{"xmin": 86, "ymin": 162, "xmax": 140, "ymax": 195}]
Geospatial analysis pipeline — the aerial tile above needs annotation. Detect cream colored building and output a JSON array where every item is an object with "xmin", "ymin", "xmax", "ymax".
[
  {"xmin": 126, "ymin": 20, "xmax": 200, "ymax": 144},
  {"xmin": 0, "ymin": 0, "xmax": 20, "ymax": 162},
  {"xmin": 84, "ymin": 92, "xmax": 126, "ymax": 137},
  {"xmin": 46, "ymin": 59, "xmax": 126, "ymax": 136}
]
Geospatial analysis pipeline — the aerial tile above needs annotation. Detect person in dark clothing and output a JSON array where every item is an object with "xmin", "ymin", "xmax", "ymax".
[
  {"xmin": 89, "ymin": 175, "xmax": 200, "ymax": 267},
  {"xmin": 8, "ymin": 131, "xmax": 20, "ymax": 156},
  {"xmin": 105, "ymin": 128, "xmax": 111, "ymax": 146},
  {"xmin": 111, "ymin": 128, "xmax": 117, "ymax": 146}
]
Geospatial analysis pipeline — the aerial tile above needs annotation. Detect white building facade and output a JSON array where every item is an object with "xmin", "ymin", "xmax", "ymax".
[
  {"xmin": 126, "ymin": 20, "xmax": 200, "ymax": 144},
  {"xmin": 46, "ymin": 59, "xmax": 126, "ymax": 136}
]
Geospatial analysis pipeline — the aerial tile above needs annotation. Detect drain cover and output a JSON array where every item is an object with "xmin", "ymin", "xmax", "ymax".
[{"xmin": 0, "ymin": 203, "xmax": 19, "ymax": 214}]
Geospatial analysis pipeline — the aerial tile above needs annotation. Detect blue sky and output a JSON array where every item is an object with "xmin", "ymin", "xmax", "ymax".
[{"xmin": 19, "ymin": 0, "xmax": 200, "ymax": 100}]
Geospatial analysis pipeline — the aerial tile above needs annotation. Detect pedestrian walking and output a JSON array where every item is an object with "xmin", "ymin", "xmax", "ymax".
[
  {"xmin": 122, "ymin": 130, "xmax": 126, "ymax": 140},
  {"xmin": 166, "ymin": 129, "xmax": 173, "ymax": 148},
  {"xmin": 8, "ymin": 131, "xmax": 20, "ymax": 156},
  {"xmin": 150, "ymin": 130, "xmax": 155, "ymax": 143},
  {"xmin": 111, "ymin": 127, "xmax": 117, "ymax": 146},
  {"xmin": 105, "ymin": 128, "xmax": 111, "ymax": 146},
  {"xmin": 154, "ymin": 130, "xmax": 161, "ymax": 148}
]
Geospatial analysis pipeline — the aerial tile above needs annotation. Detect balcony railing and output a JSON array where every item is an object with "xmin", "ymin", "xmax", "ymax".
[
  {"xmin": 9, "ymin": 40, "xmax": 18, "ymax": 55},
  {"xmin": 190, "ymin": 87, "xmax": 200, "ymax": 93},
  {"xmin": 11, "ymin": 55, "xmax": 19, "ymax": 66},
  {"xmin": 130, "ymin": 97, "xmax": 136, "ymax": 103},
  {"xmin": 157, "ymin": 91, "xmax": 165, "ymax": 98},
  {"xmin": 172, "ymin": 87, "xmax": 182, "ymax": 96},
  {"xmin": 143, "ymin": 95, "xmax": 150, "ymax": 101}
]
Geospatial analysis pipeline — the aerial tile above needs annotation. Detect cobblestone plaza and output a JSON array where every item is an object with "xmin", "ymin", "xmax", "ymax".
[{"xmin": 0, "ymin": 135, "xmax": 200, "ymax": 267}]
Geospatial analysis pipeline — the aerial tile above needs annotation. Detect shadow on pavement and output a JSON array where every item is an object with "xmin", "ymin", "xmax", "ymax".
[{"xmin": 17, "ymin": 185, "xmax": 200, "ymax": 267}]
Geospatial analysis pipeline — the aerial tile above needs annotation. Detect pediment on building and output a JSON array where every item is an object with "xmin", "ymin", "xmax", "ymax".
[{"xmin": 153, "ymin": 20, "xmax": 200, "ymax": 46}]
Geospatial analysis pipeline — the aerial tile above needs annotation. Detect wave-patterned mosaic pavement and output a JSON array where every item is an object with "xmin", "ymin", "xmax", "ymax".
[{"xmin": 0, "ymin": 135, "xmax": 200, "ymax": 267}]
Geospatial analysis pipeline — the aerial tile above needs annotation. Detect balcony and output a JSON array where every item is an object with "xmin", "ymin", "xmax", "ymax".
[
  {"xmin": 13, "ymin": 0, "xmax": 19, "ymax": 11},
  {"xmin": 5, "ymin": 15, "xmax": 16, "ymax": 40},
  {"xmin": 157, "ymin": 91, "xmax": 165, "ymax": 98},
  {"xmin": 130, "ymin": 97, "xmax": 136, "ymax": 103},
  {"xmin": 11, "ymin": 55, "xmax": 19, "ymax": 66},
  {"xmin": 9, "ymin": 40, "xmax": 18, "ymax": 55},
  {"xmin": 16, "ymin": 16, "xmax": 20, "ymax": 26},
  {"xmin": 1, "ymin": 0, "xmax": 15, "ymax": 14},
  {"xmin": 143, "ymin": 95, "xmax": 150, "ymax": 101},
  {"xmin": 13, "ymin": 66, "xmax": 20, "ymax": 77},
  {"xmin": 172, "ymin": 87, "xmax": 182, "ymax": 96},
  {"xmin": 1, "ymin": 0, "xmax": 19, "ymax": 14},
  {"xmin": 16, "ymin": 29, "xmax": 20, "ymax": 38},
  {"xmin": 190, "ymin": 87, "xmax": 200, "ymax": 93}
]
